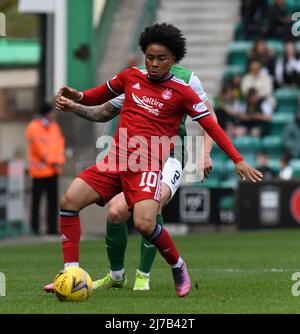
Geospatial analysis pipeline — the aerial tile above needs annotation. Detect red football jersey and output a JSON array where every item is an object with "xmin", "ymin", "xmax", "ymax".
[
  {"xmin": 82, "ymin": 67, "xmax": 243, "ymax": 170},
  {"xmin": 107, "ymin": 67, "xmax": 209, "ymax": 169},
  {"xmin": 108, "ymin": 67, "xmax": 208, "ymax": 138}
]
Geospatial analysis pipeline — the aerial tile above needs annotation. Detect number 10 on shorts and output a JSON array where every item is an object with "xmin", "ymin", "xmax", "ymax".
[{"xmin": 139, "ymin": 171, "xmax": 159, "ymax": 187}]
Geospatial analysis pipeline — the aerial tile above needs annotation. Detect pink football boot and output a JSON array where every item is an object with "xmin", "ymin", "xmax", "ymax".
[{"xmin": 172, "ymin": 262, "xmax": 191, "ymax": 297}]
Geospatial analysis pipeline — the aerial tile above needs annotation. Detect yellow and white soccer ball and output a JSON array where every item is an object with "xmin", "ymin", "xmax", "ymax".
[{"xmin": 53, "ymin": 267, "xmax": 92, "ymax": 302}]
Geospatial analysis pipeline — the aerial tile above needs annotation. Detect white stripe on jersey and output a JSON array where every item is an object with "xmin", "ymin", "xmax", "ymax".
[
  {"xmin": 154, "ymin": 172, "xmax": 162, "ymax": 201},
  {"xmin": 170, "ymin": 77, "xmax": 189, "ymax": 86},
  {"xmin": 106, "ymin": 81, "xmax": 119, "ymax": 95},
  {"xmin": 192, "ymin": 111, "xmax": 211, "ymax": 121}
]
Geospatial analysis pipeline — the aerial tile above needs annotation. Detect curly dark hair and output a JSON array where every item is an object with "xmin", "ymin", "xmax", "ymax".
[{"xmin": 139, "ymin": 23, "xmax": 186, "ymax": 63}]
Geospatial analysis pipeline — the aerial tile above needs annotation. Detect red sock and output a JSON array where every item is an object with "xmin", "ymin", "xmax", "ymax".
[
  {"xmin": 150, "ymin": 227, "xmax": 179, "ymax": 265},
  {"xmin": 60, "ymin": 211, "xmax": 81, "ymax": 264}
]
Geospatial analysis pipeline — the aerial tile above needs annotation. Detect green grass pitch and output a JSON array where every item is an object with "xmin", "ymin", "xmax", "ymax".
[{"xmin": 1, "ymin": 229, "xmax": 300, "ymax": 314}]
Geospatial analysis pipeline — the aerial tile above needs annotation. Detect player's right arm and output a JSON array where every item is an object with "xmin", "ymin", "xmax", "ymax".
[
  {"xmin": 56, "ymin": 69, "xmax": 130, "ymax": 109},
  {"xmin": 55, "ymin": 97, "xmax": 121, "ymax": 122}
]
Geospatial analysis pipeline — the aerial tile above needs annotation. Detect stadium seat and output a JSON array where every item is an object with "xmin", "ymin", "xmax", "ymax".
[
  {"xmin": 240, "ymin": 153, "xmax": 256, "ymax": 166},
  {"xmin": 261, "ymin": 135, "xmax": 284, "ymax": 158},
  {"xmin": 220, "ymin": 178, "xmax": 238, "ymax": 189},
  {"xmin": 290, "ymin": 159, "xmax": 300, "ymax": 178},
  {"xmin": 227, "ymin": 41, "xmax": 252, "ymax": 67},
  {"xmin": 268, "ymin": 112, "xmax": 294, "ymax": 135},
  {"xmin": 233, "ymin": 136, "xmax": 262, "ymax": 154},
  {"xmin": 224, "ymin": 160, "xmax": 238, "ymax": 180},
  {"xmin": 285, "ymin": 0, "xmax": 300, "ymax": 13},
  {"xmin": 211, "ymin": 159, "xmax": 225, "ymax": 179},
  {"xmin": 267, "ymin": 0, "xmax": 300, "ymax": 14},
  {"xmin": 268, "ymin": 158, "xmax": 281, "ymax": 174},
  {"xmin": 272, "ymin": 112, "xmax": 295, "ymax": 122},
  {"xmin": 211, "ymin": 144, "xmax": 228, "ymax": 162},
  {"xmin": 274, "ymin": 88, "xmax": 299, "ymax": 115},
  {"xmin": 266, "ymin": 40, "xmax": 284, "ymax": 58},
  {"xmin": 233, "ymin": 136, "xmax": 262, "ymax": 165},
  {"xmin": 223, "ymin": 64, "xmax": 246, "ymax": 80},
  {"xmin": 234, "ymin": 22, "xmax": 245, "ymax": 41},
  {"xmin": 227, "ymin": 41, "xmax": 283, "ymax": 68}
]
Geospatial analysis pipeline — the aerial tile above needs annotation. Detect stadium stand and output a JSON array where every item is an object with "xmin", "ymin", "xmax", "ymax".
[
  {"xmin": 206, "ymin": 0, "xmax": 300, "ymax": 208},
  {"xmin": 236, "ymin": 0, "xmax": 300, "ymax": 40}
]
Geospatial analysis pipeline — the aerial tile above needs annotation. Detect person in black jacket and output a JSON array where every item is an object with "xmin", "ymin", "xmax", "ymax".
[
  {"xmin": 241, "ymin": 0, "xmax": 268, "ymax": 39},
  {"xmin": 266, "ymin": 0, "xmax": 293, "ymax": 40},
  {"xmin": 256, "ymin": 151, "xmax": 277, "ymax": 180},
  {"xmin": 275, "ymin": 41, "xmax": 300, "ymax": 88}
]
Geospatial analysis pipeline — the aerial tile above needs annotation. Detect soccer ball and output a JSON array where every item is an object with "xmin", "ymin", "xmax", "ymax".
[{"xmin": 53, "ymin": 267, "xmax": 92, "ymax": 302}]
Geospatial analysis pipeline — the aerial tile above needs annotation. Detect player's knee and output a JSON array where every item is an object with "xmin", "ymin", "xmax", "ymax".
[
  {"xmin": 60, "ymin": 193, "xmax": 79, "ymax": 212},
  {"xmin": 134, "ymin": 216, "xmax": 154, "ymax": 236},
  {"xmin": 107, "ymin": 205, "xmax": 128, "ymax": 222}
]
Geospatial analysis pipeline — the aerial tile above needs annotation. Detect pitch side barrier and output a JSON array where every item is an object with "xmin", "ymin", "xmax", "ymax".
[
  {"xmin": 237, "ymin": 180, "xmax": 300, "ymax": 230},
  {"xmin": 163, "ymin": 181, "xmax": 300, "ymax": 231}
]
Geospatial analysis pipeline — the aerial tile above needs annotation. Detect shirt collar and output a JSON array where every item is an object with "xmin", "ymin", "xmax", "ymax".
[{"xmin": 147, "ymin": 71, "xmax": 174, "ymax": 83}]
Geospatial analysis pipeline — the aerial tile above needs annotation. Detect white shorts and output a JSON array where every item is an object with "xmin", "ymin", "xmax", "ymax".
[{"xmin": 161, "ymin": 157, "xmax": 183, "ymax": 200}]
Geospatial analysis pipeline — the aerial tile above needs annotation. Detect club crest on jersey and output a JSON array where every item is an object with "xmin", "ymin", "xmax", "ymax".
[
  {"xmin": 132, "ymin": 92, "xmax": 163, "ymax": 116},
  {"xmin": 162, "ymin": 89, "xmax": 172, "ymax": 100},
  {"xmin": 193, "ymin": 102, "xmax": 207, "ymax": 113}
]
